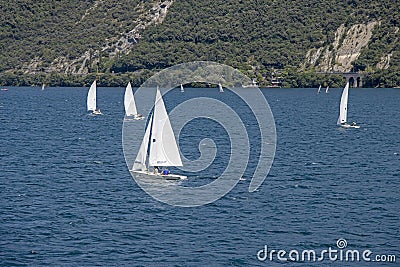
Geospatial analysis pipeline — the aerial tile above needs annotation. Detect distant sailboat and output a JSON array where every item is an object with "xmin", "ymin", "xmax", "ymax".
[
  {"xmin": 124, "ymin": 82, "xmax": 143, "ymax": 120},
  {"xmin": 325, "ymin": 85, "xmax": 329, "ymax": 93},
  {"xmin": 131, "ymin": 88, "xmax": 186, "ymax": 180},
  {"xmin": 337, "ymin": 82, "xmax": 360, "ymax": 128},
  {"xmin": 87, "ymin": 80, "xmax": 102, "ymax": 115},
  {"xmin": 219, "ymin": 83, "xmax": 224, "ymax": 92},
  {"xmin": 180, "ymin": 84, "xmax": 184, "ymax": 93},
  {"xmin": 317, "ymin": 85, "xmax": 321, "ymax": 94},
  {"xmin": 41, "ymin": 84, "xmax": 46, "ymax": 91}
]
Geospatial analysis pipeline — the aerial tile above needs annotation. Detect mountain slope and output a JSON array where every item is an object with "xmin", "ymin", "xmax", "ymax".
[
  {"xmin": 0, "ymin": 0, "xmax": 171, "ymax": 73},
  {"xmin": 0, "ymin": 0, "xmax": 399, "ymax": 87}
]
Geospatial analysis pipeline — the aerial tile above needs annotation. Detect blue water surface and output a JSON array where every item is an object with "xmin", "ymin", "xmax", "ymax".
[{"xmin": 0, "ymin": 87, "xmax": 399, "ymax": 266}]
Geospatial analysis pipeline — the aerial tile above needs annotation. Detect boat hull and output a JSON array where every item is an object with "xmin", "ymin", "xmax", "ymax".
[
  {"xmin": 125, "ymin": 114, "xmax": 144, "ymax": 120},
  {"xmin": 91, "ymin": 110, "xmax": 103, "ymax": 115},
  {"xmin": 340, "ymin": 124, "xmax": 360, "ymax": 129},
  {"xmin": 130, "ymin": 170, "xmax": 187, "ymax": 180}
]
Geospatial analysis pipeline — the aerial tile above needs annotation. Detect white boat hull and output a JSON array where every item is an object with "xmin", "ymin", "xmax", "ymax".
[
  {"xmin": 125, "ymin": 114, "xmax": 144, "ymax": 120},
  {"xmin": 91, "ymin": 110, "xmax": 103, "ymax": 115},
  {"xmin": 340, "ymin": 124, "xmax": 360, "ymax": 129},
  {"xmin": 131, "ymin": 170, "xmax": 187, "ymax": 180}
]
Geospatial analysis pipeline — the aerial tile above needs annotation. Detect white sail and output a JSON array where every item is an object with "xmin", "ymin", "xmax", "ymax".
[
  {"xmin": 317, "ymin": 85, "xmax": 321, "ymax": 94},
  {"xmin": 87, "ymin": 80, "xmax": 97, "ymax": 111},
  {"xmin": 180, "ymin": 84, "xmax": 184, "ymax": 92},
  {"xmin": 124, "ymin": 82, "xmax": 138, "ymax": 116},
  {"xmin": 219, "ymin": 83, "xmax": 224, "ymax": 92},
  {"xmin": 148, "ymin": 89, "xmax": 183, "ymax": 167},
  {"xmin": 337, "ymin": 82, "xmax": 349, "ymax": 125},
  {"xmin": 133, "ymin": 115, "xmax": 152, "ymax": 171},
  {"xmin": 325, "ymin": 85, "xmax": 329, "ymax": 93}
]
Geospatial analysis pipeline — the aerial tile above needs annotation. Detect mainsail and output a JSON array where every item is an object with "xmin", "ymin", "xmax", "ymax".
[
  {"xmin": 337, "ymin": 82, "xmax": 349, "ymax": 125},
  {"xmin": 87, "ymin": 80, "xmax": 97, "ymax": 111},
  {"xmin": 124, "ymin": 82, "xmax": 138, "ymax": 116},
  {"xmin": 148, "ymin": 89, "xmax": 183, "ymax": 167}
]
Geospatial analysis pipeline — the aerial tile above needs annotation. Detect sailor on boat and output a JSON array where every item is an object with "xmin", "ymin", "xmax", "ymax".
[
  {"xmin": 134, "ymin": 113, "xmax": 144, "ymax": 120},
  {"xmin": 93, "ymin": 108, "xmax": 102, "ymax": 115}
]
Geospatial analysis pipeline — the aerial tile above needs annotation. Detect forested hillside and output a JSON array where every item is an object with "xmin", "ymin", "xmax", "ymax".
[{"xmin": 0, "ymin": 0, "xmax": 398, "ymax": 87}]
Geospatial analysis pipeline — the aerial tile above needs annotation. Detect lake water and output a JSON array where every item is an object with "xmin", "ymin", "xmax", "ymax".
[{"xmin": 0, "ymin": 87, "xmax": 399, "ymax": 266}]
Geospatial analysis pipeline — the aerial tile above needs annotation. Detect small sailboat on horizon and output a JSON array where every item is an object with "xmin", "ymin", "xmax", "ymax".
[
  {"xmin": 325, "ymin": 85, "xmax": 329, "ymax": 93},
  {"xmin": 219, "ymin": 83, "xmax": 224, "ymax": 92},
  {"xmin": 180, "ymin": 84, "xmax": 184, "ymax": 93},
  {"xmin": 124, "ymin": 82, "xmax": 144, "ymax": 120},
  {"xmin": 337, "ymin": 82, "xmax": 360, "ymax": 128},
  {"xmin": 130, "ymin": 88, "xmax": 186, "ymax": 180},
  {"xmin": 317, "ymin": 84, "xmax": 321, "ymax": 94},
  {"xmin": 87, "ymin": 80, "xmax": 102, "ymax": 115}
]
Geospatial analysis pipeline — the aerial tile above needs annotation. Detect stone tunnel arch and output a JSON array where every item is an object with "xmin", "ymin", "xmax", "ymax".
[{"xmin": 344, "ymin": 73, "xmax": 363, "ymax": 88}]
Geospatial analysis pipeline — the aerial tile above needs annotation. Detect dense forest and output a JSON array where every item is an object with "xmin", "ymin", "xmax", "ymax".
[{"xmin": 0, "ymin": 0, "xmax": 399, "ymax": 87}]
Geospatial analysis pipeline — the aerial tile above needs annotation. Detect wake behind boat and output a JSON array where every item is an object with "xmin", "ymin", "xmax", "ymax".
[
  {"xmin": 130, "ymin": 88, "xmax": 186, "ymax": 180},
  {"xmin": 124, "ymin": 82, "xmax": 144, "ymax": 120},
  {"xmin": 337, "ymin": 82, "xmax": 360, "ymax": 128},
  {"xmin": 87, "ymin": 80, "xmax": 102, "ymax": 115}
]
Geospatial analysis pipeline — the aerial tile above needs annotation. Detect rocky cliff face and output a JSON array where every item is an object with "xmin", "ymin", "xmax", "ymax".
[
  {"xmin": 376, "ymin": 26, "xmax": 399, "ymax": 70},
  {"xmin": 303, "ymin": 21, "xmax": 379, "ymax": 72},
  {"xmin": 22, "ymin": 0, "xmax": 173, "ymax": 75}
]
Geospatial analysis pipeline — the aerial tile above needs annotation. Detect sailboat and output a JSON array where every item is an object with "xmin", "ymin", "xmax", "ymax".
[
  {"xmin": 337, "ymin": 82, "xmax": 360, "ymax": 128},
  {"xmin": 317, "ymin": 84, "xmax": 321, "ymax": 94},
  {"xmin": 180, "ymin": 84, "xmax": 184, "ymax": 93},
  {"xmin": 325, "ymin": 85, "xmax": 329, "ymax": 93},
  {"xmin": 219, "ymin": 83, "xmax": 224, "ymax": 92},
  {"xmin": 130, "ymin": 88, "xmax": 186, "ymax": 180},
  {"xmin": 87, "ymin": 80, "xmax": 102, "ymax": 115},
  {"xmin": 41, "ymin": 83, "xmax": 46, "ymax": 91},
  {"xmin": 124, "ymin": 82, "xmax": 144, "ymax": 120}
]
